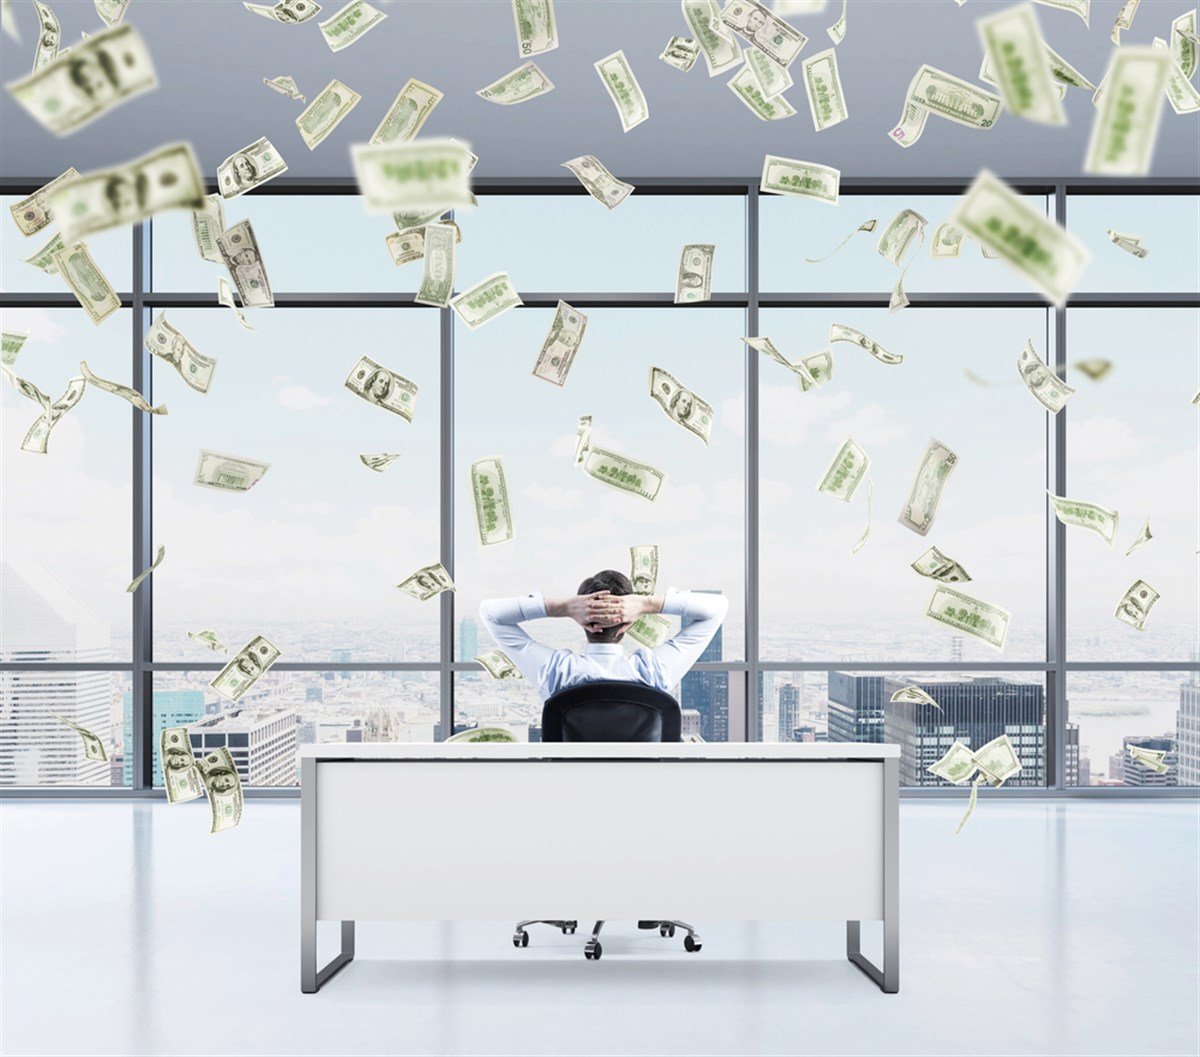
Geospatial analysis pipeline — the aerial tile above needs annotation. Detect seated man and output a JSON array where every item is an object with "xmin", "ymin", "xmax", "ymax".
[{"xmin": 478, "ymin": 569, "xmax": 728, "ymax": 700}]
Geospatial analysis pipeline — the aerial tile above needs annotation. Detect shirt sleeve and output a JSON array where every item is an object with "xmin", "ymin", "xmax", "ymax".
[
  {"xmin": 648, "ymin": 588, "xmax": 730, "ymax": 692},
  {"xmin": 477, "ymin": 593, "xmax": 558, "ymax": 693}
]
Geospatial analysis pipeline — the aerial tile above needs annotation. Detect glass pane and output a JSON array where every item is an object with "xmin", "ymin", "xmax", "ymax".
[
  {"xmin": 1, "ymin": 307, "xmax": 132, "ymax": 659},
  {"xmin": 1065, "ymin": 309, "xmax": 1198, "ymax": 659},
  {"xmin": 151, "ymin": 309, "xmax": 440, "ymax": 661},
  {"xmin": 151, "ymin": 670, "xmax": 441, "ymax": 787},
  {"xmin": 454, "ymin": 195, "xmax": 745, "ymax": 291},
  {"xmin": 758, "ymin": 308, "xmax": 1047, "ymax": 662},
  {"xmin": 1, "ymin": 194, "xmax": 132, "ymax": 293},
  {"xmin": 1066, "ymin": 194, "xmax": 1200, "ymax": 293},
  {"xmin": 759, "ymin": 669, "xmax": 1047, "ymax": 788},
  {"xmin": 760, "ymin": 193, "xmax": 1050, "ymax": 293},
  {"xmin": 1068, "ymin": 671, "xmax": 1197, "ymax": 787},
  {"xmin": 454, "ymin": 307, "xmax": 744, "ymax": 661},
  {"xmin": 0, "ymin": 671, "xmax": 131, "ymax": 787},
  {"xmin": 151, "ymin": 195, "xmax": 405, "ymax": 292}
]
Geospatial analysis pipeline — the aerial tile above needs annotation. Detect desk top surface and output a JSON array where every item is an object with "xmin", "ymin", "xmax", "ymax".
[{"xmin": 301, "ymin": 742, "xmax": 901, "ymax": 761}]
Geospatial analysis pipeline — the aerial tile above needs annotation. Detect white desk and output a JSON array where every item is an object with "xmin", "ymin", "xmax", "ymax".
[{"xmin": 300, "ymin": 742, "xmax": 899, "ymax": 993}]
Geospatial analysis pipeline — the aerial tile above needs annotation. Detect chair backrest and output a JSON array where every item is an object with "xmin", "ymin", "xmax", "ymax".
[{"xmin": 541, "ymin": 680, "xmax": 681, "ymax": 743}]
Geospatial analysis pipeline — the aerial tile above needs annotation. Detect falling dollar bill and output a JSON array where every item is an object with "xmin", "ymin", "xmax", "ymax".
[
  {"xmin": 471, "ymin": 456, "xmax": 515, "ymax": 546},
  {"xmin": 217, "ymin": 276, "xmax": 255, "ymax": 331},
  {"xmin": 817, "ymin": 437, "xmax": 869, "ymax": 502},
  {"xmin": 978, "ymin": 37, "xmax": 1091, "ymax": 96},
  {"xmin": 898, "ymin": 438, "xmax": 958, "ymax": 536},
  {"xmin": 1047, "ymin": 491, "xmax": 1118, "ymax": 545},
  {"xmin": 197, "ymin": 747, "xmax": 244, "ymax": 834},
  {"xmin": 928, "ymin": 740, "xmax": 976, "ymax": 783},
  {"xmin": 977, "ymin": 3, "xmax": 1065, "ymax": 125},
  {"xmin": 682, "ymin": 0, "xmax": 742, "ymax": 76},
  {"xmin": 194, "ymin": 449, "xmax": 270, "ymax": 492},
  {"xmin": 188, "ymin": 629, "xmax": 227, "ymax": 653},
  {"xmin": 801, "ymin": 47, "xmax": 848, "ymax": 130},
  {"xmin": 1106, "ymin": 229, "xmax": 1148, "ymax": 258},
  {"xmin": 2, "ymin": 332, "xmax": 28, "ymax": 366},
  {"xmin": 889, "ymin": 64, "xmax": 1002, "ymax": 148},
  {"xmin": 211, "ymin": 635, "xmax": 281, "ymax": 702},
  {"xmin": 51, "ymin": 241, "xmax": 120, "ymax": 325},
  {"xmin": 575, "ymin": 416, "xmax": 667, "ymax": 502},
  {"xmin": 926, "ymin": 585, "xmax": 1011, "ymax": 651},
  {"xmin": 1124, "ymin": 517, "xmax": 1152, "ymax": 556},
  {"xmin": 626, "ymin": 612, "xmax": 672, "ymax": 648},
  {"xmin": 675, "ymin": 244, "xmax": 714, "ymax": 303},
  {"xmin": 660, "ymin": 35, "xmax": 701, "ymax": 72},
  {"xmin": 562, "ymin": 155, "xmax": 634, "ymax": 209},
  {"xmin": 911, "ymin": 546, "xmax": 972, "ymax": 583},
  {"xmin": 1128, "ymin": 743, "xmax": 1169, "ymax": 774},
  {"xmin": 729, "ymin": 65, "xmax": 798, "ymax": 120},
  {"xmin": 744, "ymin": 336, "xmax": 828, "ymax": 390},
  {"xmin": 8, "ymin": 168, "xmax": 78, "ymax": 236},
  {"xmin": 295, "ymin": 78, "xmax": 360, "ymax": 149},
  {"xmin": 477, "ymin": 61, "xmax": 555, "ymax": 104},
  {"xmin": 352, "ymin": 138, "xmax": 474, "ymax": 212},
  {"xmin": 476, "ymin": 649, "xmax": 523, "ymax": 680},
  {"xmin": 5, "ymin": 369, "xmax": 86, "ymax": 454},
  {"xmin": 512, "ymin": 0, "xmax": 557, "ymax": 55},
  {"xmin": 891, "ymin": 685, "xmax": 943, "ymax": 711},
  {"xmin": 745, "ymin": 47, "xmax": 794, "ymax": 98},
  {"xmin": 190, "ymin": 194, "xmax": 225, "ymax": 264},
  {"xmin": 52, "ymin": 714, "xmax": 107, "ymax": 761},
  {"xmin": 533, "ymin": 300, "xmax": 588, "ymax": 385},
  {"xmin": 950, "ymin": 169, "xmax": 1089, "ymax": 306},
  {"xmin": 385, "ymin": 219, "xmax": 459, "ymax": 268},
  {"xmin": 760, "ymin": 154, "xmax": 839, "ymax": 203},
  {"xmin": 1171, "ymin": 9, "xmax": 1198, "ymax": 77},
  {"xmin": 160, "ymin": 726, "xmax": 205, "ymax": 803},
  {"xmin": 264, "ymin": 75, "xmax": 305, "ymax": 102},
  {"xmin": 827, "ymin": 0, "xmax": 847, "ymax": 43},
  {"xmin": 594, "ymin": 49, "xmax": 649, "ymax": 131},
  {"xmin": 218, "ymin": 137, "xmax": 288, "ymax": 199},
  {"xmin": 8, "ymin": 24, "xmax": 155, "ymax": 134},
  {"xmin": 630, "ymin": 545, "xmax": 659, "ymax": 595},
  {"xmin": 974, "ymin": 733, "xmax": 1022, "ymax": 784},
  {"xmin": 1, "ymin": 0, "xmax": 18, "ymax": 40},
  {"xmin": 451, "ymin": 272, "xmax": 522, "ymax": 330},
  {"xmin": 359, "ymin": 452, "xmax": 401, "ymax": 472},
  {"xmin": 1017, "ymin": 338, "xmax": 1075, "ymax": 412},
  {"xmin": 931, "ymin": 222, "xmax": 965, "ymax": 258},
  {"xmin": 721, "ymin": 0, "xmax": 808, "ymax": 67},
  {"xmin": 829, "ymin": 322, "xmax": 901, "ymax": 365},
  {"xmin": 369, "ymin": 78, "xmax": 442, "ymax": 145},
  {"xmin": 414, "ymin": 221, "xmax": 456, "ymax": 307},
  {"xmin": 1084, "ymin": 47, "xmax": 1170, "ymax": 176},
  {"xmin": 1072, "ymin": 358, "xmax": 1112, "ymax": 381},
  {"xmin": 956, "ymin": 773, "xmax": 988, "ymax": 833},
  {"xmin": 216, "ymin": 220, "xmax": 273, "ymax": 308},
  {"xmin": 34, "ymin": 5, "xmax": 61, "ymax": 74},
  {"xmin": 396, "ymin": 561, "xmax": 455, "ymax": 600},
  {"xmin": 23, "ymin": 231, "xmax": 64, "ymax": 272},
  {"xmin": 393, "ymin": 207, "xmax": 450, "ymax": 231},
  {"xmin": 244, "ymin": 0, "xmax": 322, "ymax": 20},
  {"xmin": 344, "ymin": 355, "xmax": 418, "ymax": 421},
  {"xmin": 877, "ymin": 209, "xmax": 927, "ymax": 268},
  {"xmin": 649, "ymin": 366, "xmax": 714, "ymax": 443},
  {"xmin": 1032, "ymin": 0, "xmax": 1089, "ymax": 25},
  {"xmin": 1114, "ymin": 579, "xmax": 1160, "ymax": 631},
  {"xmin": 80, "ymin": 360, "xmax": 166, "ymax": 414},
  {"xmin": 146, "ymin": 313, "xmax": 215, "ymax": 394},
  {"xmin": 1110, "ymin": 0, "xmax": 1139, "ymax": 44},
  {"xmin": 318, "ymin": 0, "xmax": 385, "ymax": 51}
]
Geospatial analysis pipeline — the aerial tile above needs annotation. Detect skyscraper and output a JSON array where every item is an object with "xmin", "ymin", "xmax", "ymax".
[
  {"xmin": 122, "ymin": 689, "xmax": 206, "ymax": 787},
  {"xmin": 1122, "ymin": 734, "xmax": 1179, "ymax": 787},
  {"xmin": 778, "ymin": 684, "xmax": 801, "ymax": 743},
  {"xmin": 1176, "ymin": 682, "xmax": 1199, "ymax": 786},
  {"xmin": 188, "ymin": 708, "xmax": 299, "ymax": 786},
  {"xmin": 680, "ymin": 591, "xmax": 726, "ymax": 742},
  {"xmin": 827, "ymin": 673, "xmax": 885, "ymax": 743}
]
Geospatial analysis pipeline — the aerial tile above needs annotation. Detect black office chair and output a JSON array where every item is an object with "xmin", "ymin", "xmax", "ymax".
[{"xmin": 512, "ymin": 680, "xmax": 702, "ymax": 961}]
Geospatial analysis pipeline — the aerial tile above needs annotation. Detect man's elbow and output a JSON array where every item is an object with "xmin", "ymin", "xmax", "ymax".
[{"xmin": 714, "ymin": 594, "xmax": 731, "ymax": 622}]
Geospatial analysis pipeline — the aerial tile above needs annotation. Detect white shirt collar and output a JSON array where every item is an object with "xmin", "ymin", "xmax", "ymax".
[{"xmin": 584, "ymin": 643, "xmax": 624, "ymax": 656}]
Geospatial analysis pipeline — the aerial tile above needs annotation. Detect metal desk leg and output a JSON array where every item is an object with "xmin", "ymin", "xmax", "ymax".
[
  {"xmin": 847, "ymin": 757, "xmax": 899, "ymax": 993},
  {"xmin": 301, "ymin": 758, "xmax": 357, "ymax": 993}
]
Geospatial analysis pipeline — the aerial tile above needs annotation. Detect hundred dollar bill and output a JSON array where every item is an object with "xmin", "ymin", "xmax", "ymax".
[
  {"xmin": 414, "ymin": 222, "xmax": 456, "ymax": 307},
  {"xmin": 451, "ymin": 272, "xmax": 522, "ymax": 330},
  {"xmin": 649, "ymin": 366, "xmax": 714, "ymax": 444},
  {"xmin": 244, "ymin": 0, "xmax": 322, "ymax": 21},
  {"xmin": 126, "ymin": 545, "xmax": 163, "ymax": 593},
  {"xmin": 1114, "ymin": 579, "xmax": 1160, "ymax": 631},
  {"xmin": 955, "ymin": 772, "xmax": 987, "ymax": 833},
  {"xmin": 512, "ymin": 0, "xmax": 557, "ymax": 56},
  {"xmin": 50, "ymin": 142, "xmax": 204, "ymax": 243},
  {"xmin": 877, "ymin": 208, "xmax": 927, "ymax": 267},
  {"xmin": 1153, "ymin": 38, "xmax": 1200, "ymax": 115},
  {"xmin": 52, "ymin": 714, "xmax": 107, "ymax": 761},
  {"xmin": 533, "ymin": 300, "xmax": 587, "ymax": 385},
  {"xmin": 396, "ymin": 561, "xmax": 454, "ymax": 600},
  {"xmin": 190, "ymin": 194, "xmax": 225, "ymax": 264},
  {"xmin": 7, "ymin": 24, "xmax": 156, "ymax": 135},
  {"xmin": 977, "ymin": 3, "xmax": 1065, "ymax": 126},
  {"xmin": 891, "ymin": 685, "xmax": 943, "ymax": 711},
  {"xmin": 675, "ymin": 244, "xmax": 714, "ymax": 303},
  {"xmin": 817, "ymin": 437, "xmax": 869, "ymax": 502},
  {"xmin": 1107, "ymin": 229, "xmax": 1148, "ymax": 257},
  {"xmin": 760, "ymin": 155, "xmax": 839, "ymax": 203},
  {"xmin": 161, "ymin": 726, "xmax": 204, "ymax": 803},
  {"xmin": 742, "ymin": 335, "xmax": 816, "ymax": 388},
  {"xmin": 194, "ymin": 449, "xmax": 270, "ymax": 492},
  {"xmin": 2, "ymin": 332, "xmax": 28, "ymax": 365},
  {"xmin": 979, "ymin": 40, "xmax": 1090, "ymax": 96},
  {"xmin": 369, "ymin": 77, "xmax": 442, "ymax": 144},
  {"xmin": 889, "ymin": 65, "xmax": 1002, "ymax": 148},
  {"xmin": 798, "ymin": 349, "xmax": 833, "ymax": 390},
  {"xmin": 1122, "ymin": 517, "xmax": 1152, "ymax": 557},
  {"xmin": 359, "ymin": 452, "xmax": 401, "ymax": 472},
  {"xmin": 898, "ymin": 438, "xmax": 957, "ymax": 536},
  {"xmin": 889, "ymin": 272, "xmax": 909, "ymax": 314},
  {"xmin": 1032, "ymin": 0, "xmax": 1089, "ymax": 25},
  {"xmin": 216, "ymin": 220, "xmax": 273, "ymax": 308},
  {"xmin": 352, "ymin": 138, "xmax": 474, "ymax": 212},
  {"xmin": 595, "ymin": 50, "xmax": 649, "ymax": 131},
  {"xmin": 1072, "ymin": 357, "xmax": 1112, "ymax": 381},
  {"xmin": 562, "ymin": 155, "xmax": 634, "ymax": 209},
  {"xmin": 721, "ymin": 0, "xmax": 807, "ymax": 67},
  {"xmin": 211, "ymin": 635, "xmax": 281, "ymax": 703},
  {"xmin": 1128, "ymin": 744, "xmax": 1168, "ymax": 774},
  {"xmin": 1171, "ymin": 10, "xmax": 1198, "ymax": 77},
  {"xmin": 319, "ymin": 0, "xmax": 385, "ymax": 51},
  {"xmin": 9, "ymin": 168, "xmax": 78, "ymax": 236},
  {"xmin": 344, "ymin": 355, "xmax": 418, "ymax": 421},
  {"xmin": 682, "ymin": 0, "xmax": 742, "ymax": 76},
  {"xmin": 218, "ymin": 137, "xmax": 288, "ymax": 199},
  {"xmin": 931, "ymin": 222, "xmax": 965, "ymax": 258},
  {"xmin": 827, "ymin": 0, "xmax": 847, "ymax": 43},
  {"xmin": 928, "ymin": 740, "xmax": 977, "ymax": 783},
  {"xmin": 801, "ymin": 47, "xmax": 848, "ymax": 130},
  {"xmin": 197, "ymin": 747, "xmax": 244, "ymax": 834},
  {"xmin": 478, "ymin": 61, "xmax": 554, "ymax": 104},
  {"xmin": 925, "ymin": 585, "xmax": 1011, "ymax": 651},
  {"xmin": 729, "ymin": 65, "xmax": 798, "ymax": 119},
  {"xmin": 950, "ymin": 170, "xmax": 1089, "ymax": 306},
  {"xmin": 805, "ymin": 219, "xmax": 876, "ymax": 263},
  {"xmin": 626, "ymin": 612, "xmax": 672, "ymax": 649},
  {"xmin": 1085, "ymin": 47, "xmax": 1170, "ymax": 176},
  {"xmin": 911, "ymin": 545, "xmax": 972, "ymax": 583},
  {"xmin": 31, "ymin": 1, "xmax": 61, "ymax": 72},
  {"xmin": 660, "ymin": 35, "xmax": 701, "ymax": 72},
  {"xmin": 1110, "ymin": 0, "xmax": 1138, "ymax": 44},
  {"xmin": 829, "ymin": 322, "xmax": 901, "ymax": 365},
  {"xmin": 471, "ymin": 456, "xmax": 515, "ymax": 546},
  {"xmin": 295, "ymin": 78, "xmax": 360, "ymax": 149},
  {"xmin": 23, "ymin": 231, "xmax": 64, "ymax": 272},
  {"xmin": 1017, "ymin": 338, "xmax": 1075, "ymax": 412},
  {"xmin": 630, "ymin": 544, "xmax": 659, "ymax": 595},
  {"xmin": 188, "ymin": 629, "xmax": 228, "ymax": 653},
  {"xmin": 217, "ymin": 276, "xmax": 255, "ymax": 331},
  {"xmin": 577, "ymin": 436, "xmax": 667, "ymax": 502},
  {"xmin": 6, "ymin": 371, "xmax": 86, "ymax": 454},
  {"xmin": 1047, "ymin": 491, "xmax": 1117, "ymax": 545},
  {"xmin": 263, "ymin": 75, "xmax": 305, "ymax": 102},
  {"xmin": 745, "ymin": 48, "xmax": 793, "ymax": 98},
  {"xmin": 51, "ymin": 241, "xmax": 120, "ymax": 325},
  {"xmin": 393, "ymin": 207, "xmax": 449, "ymax": 231},
  {"xmin": 475, "ymin": 650, "xmax": 522, "ymax": 680},
  {"xmin": 973, "ymin": 733, "xmax": 1022, "ymax": 784},
  {"xmin": 80, "ymin": 360, "xmax": 166, "ymax": 414}
]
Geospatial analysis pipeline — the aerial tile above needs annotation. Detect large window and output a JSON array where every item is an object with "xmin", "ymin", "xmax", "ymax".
[{"xmin": 1, "ymin": 182, "xmax": 1195, "ymax": 791}]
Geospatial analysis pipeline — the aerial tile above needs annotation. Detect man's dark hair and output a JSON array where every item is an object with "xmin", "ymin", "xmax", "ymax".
[{"xmin": 577, "ymin": 569, "xmax": 632, "ymax": 644}]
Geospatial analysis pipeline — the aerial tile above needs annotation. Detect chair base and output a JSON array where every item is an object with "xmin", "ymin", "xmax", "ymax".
[{"xmin": 512, "ymin": 919, "xmax": 702, "ymax": 959}]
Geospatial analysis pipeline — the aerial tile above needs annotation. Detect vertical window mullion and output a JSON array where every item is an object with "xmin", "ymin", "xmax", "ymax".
[
  {"xmin": 131, "ymin": 220, "xmax": 153, "ymax": 789},
  {"xmin": 743, "ymin": 181, "xmax": 760, "ymax": 742}
]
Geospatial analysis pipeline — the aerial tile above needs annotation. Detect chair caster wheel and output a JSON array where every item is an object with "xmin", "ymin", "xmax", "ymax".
[
  {"xmin": 684, "ymin": 935, "xmax": 701, "ymax": 952},
  {"xmin": 584, "ymin": 942, "xmax": 602, "ymax": 960},
  {"xmin": 659, "ymin": 924, "xmax": 675, "ymax": 938},
  {"xmin": 512, "ymin": 931, "xmax": 529, "ymax": 948},
  {"xmin": 562, "ymin": 925, "xmax": 576, "ymax": 935}
]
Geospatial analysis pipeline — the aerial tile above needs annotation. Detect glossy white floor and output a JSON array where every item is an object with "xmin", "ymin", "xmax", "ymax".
[{"xmin": 1, "ymin": 799, "xmax": 1197, "ymax": 1057}]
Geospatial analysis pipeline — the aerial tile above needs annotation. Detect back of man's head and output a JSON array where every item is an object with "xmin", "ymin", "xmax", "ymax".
[{"xmin": 577, "ymin": 569, "xmax": 633, "ymax": 644}]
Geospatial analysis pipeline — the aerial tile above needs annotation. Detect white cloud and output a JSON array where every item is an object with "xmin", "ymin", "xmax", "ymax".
[
  {"xmin": 723, "ymin": 385, "xmax": 856, "ymax": 447},
  {"xmin": 522, "ymin": 481, "xmax": 584, "ymax": 510},
  {"xmin": 821, "ymin": 401, "xmax": 912, "ymax": 449},
  {"xmin": 276, "ymin": 384, "xmax": 332, "ymax": 411},
  {"xmin": 547, "ymin": 421, "xmax": 629, "ymax": 459},
  {"xmin": 0, "ymin": 307, "xmax": 66, "ymax": 344},
  {"xmin": 1068, "ymin": 416, "xmax": 1155, "ymax": 465}
]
